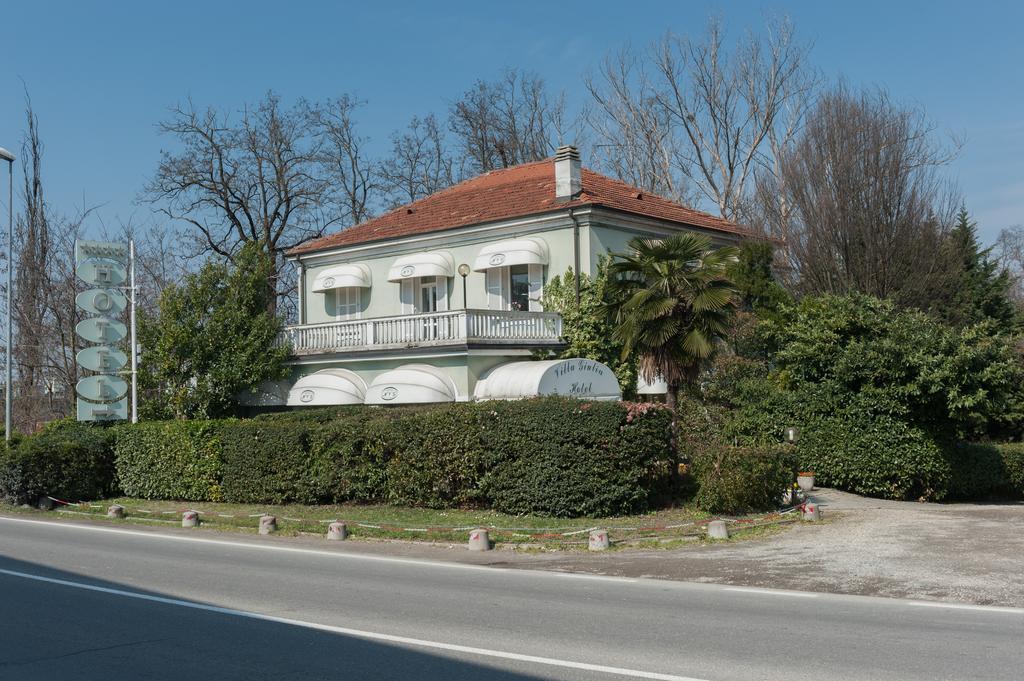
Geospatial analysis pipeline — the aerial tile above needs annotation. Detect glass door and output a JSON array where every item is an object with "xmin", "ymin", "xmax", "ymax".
[{"xmin": 418, "ymin": 279, "xmax": 439, "ymax": 340}]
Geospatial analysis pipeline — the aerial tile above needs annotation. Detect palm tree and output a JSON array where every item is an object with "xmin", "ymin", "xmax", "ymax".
[{"xmin": 606, "ymin": 233, "xmax": 738, "ymax": 411}]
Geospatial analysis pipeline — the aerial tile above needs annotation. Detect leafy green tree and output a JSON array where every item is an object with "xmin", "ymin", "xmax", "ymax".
[
  {"xmin": 941, "ymin": 206, "xmax": 1018, "ymax": 332},
  {"xmin": 139, "ymin": 243, "xmax": 290, "ymax": 419},
  {"xmin": 606, "ymin": 233, "xmax": 738, "ymax": 410},
  {"xmin": 760, "ymin": 293, "xmax": 1024, "ymax": 439},
  {"xmin": 538, "ymin": 257, "xmax": 636, "ymax": 396}
]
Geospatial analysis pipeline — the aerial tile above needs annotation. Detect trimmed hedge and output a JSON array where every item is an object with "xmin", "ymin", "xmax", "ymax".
[
  {"xmin": 107, "ymin": 398, "xmax": 676, "ymax": 517},
  {"xmin": 0, "ymin": 420, "xmax": 116, "ymax": 504},
  {"xmin": 114, "ymin": 421, "xmax": 224, "ymax": 501},
  {"xmin": 217, "ymin": 421, "xmax": 325, "ymax": 505},
  {"xmin": 691, "ymin": 444, "xmax": 798, "ymax": 514},
  {"xmin": 480, "ymin": 400, "xmax": 674, "ymax": 517},
  {"xmin": 948, "ymin": 442, "xmax": 1024, "ymax": 500}
]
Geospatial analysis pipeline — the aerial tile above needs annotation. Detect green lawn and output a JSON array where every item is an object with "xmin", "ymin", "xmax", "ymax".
[{"xmin": 36, "ymin": 497, "xmax": 797, "ymax": 549}]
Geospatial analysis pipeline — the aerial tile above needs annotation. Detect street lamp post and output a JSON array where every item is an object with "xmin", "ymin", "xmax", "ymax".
[
  {"xmin": 0, "ymin": 147, "xmax": 14, "ymax": 442},
  {"xmin": 457, "ymin": 263, "xmax": 470, "ymax": 310}
]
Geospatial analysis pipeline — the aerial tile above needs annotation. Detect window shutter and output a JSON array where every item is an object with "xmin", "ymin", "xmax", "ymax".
[
  {"xmin": 400, "ymin": 279, "xmax": 414, "ymax": 314},
  {"xmin": 528, "ymin": 264, "xmax": 544, "ymax": 312},
  {"xmin": 486, "ymin": 268, "xmax": 503, "ymax": 310},
  {"xmin": 435, "ymin": 276, "xmax": 448, "ymax": 311}
]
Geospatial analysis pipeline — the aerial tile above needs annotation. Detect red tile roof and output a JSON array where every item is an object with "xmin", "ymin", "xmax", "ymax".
[{"xmin": 289, "ymin": 159, "xmax": 751, "ymax": 255}]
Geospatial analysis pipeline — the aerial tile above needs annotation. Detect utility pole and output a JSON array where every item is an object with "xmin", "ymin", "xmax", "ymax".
[
  {"xmin": 129, "ymin": 240, "xmax": 138, "ymax": 423},
  {"xmin": 0, "ymin": 146, "xmax": 15, "ymax": 441}
]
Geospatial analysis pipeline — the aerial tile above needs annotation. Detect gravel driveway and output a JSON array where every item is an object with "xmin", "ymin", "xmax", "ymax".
[{"xmin": 511, "ymin": 488, "xmax": 1024, "ymax": 607}]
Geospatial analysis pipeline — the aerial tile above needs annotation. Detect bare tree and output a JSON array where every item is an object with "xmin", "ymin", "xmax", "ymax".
[
  {"xmin": 379, "ymin": 113, "xmax": 458, "ymax": 208},
  {"xmin": 651, "ymin": 17, "xmax": 815, "ymax": 221},
  {"xmin": 13, "ymin": 94, "xmax": 51, "ymax": 421},
  {"xmin": 994, "ymin": 225, "xmax": 1024, "ymax": 304},
  {"xmin": 775, "ymin": 84, "xmax": 961, "ymax": 309},
  {"xmin": 449, "ymin": 69, "xmax": 567, "ymax": 173},
  {"xmin": 313, "ymin": 95, "xmax": 378, "ymax": 226},
  {"xmin": 585, "ymin": 48, "xmax": 694, "ymax": 204},
  {"xmin": 144, "ymin": 91, "xmax": 372, "ymax": 312}
]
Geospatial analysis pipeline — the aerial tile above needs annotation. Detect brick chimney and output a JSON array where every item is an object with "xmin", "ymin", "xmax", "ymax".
[{"xmin": 554, "ymin": 145, "xmax": 581, "ymax": 201}]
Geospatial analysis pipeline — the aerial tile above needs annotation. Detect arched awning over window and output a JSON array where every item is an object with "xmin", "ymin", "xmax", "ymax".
[
  {"xmin": 473, "ymin": 359, "xmax": 621, "ymax": 401},
  {"xmin": 472, "ymin": 238, "xmax": 549, "ymax": 271},
  {"xmin": 311, "ymin": 264, "xmax": 371, "ymax": 292},
  {"xmin": 387, "ymin": 252, "xmax": 455, "ymax": 282},
  {"xmin": 287, "ymin": 368, "xmax": 367, "ymax": 406},
  {"xmin": 364, "ymin": 363, "xmax": 459, "ymax": 404}
]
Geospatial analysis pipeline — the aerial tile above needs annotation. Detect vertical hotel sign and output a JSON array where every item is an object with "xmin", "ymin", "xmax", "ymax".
[{"xmin": 74, "ymin": 241, "xmax": 131, "ymax": 421}]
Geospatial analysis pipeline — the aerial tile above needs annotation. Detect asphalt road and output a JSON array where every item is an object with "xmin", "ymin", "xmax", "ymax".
[{"xmin": 0, "ymin": 515, "xmax": 1021, "ymax": 681}]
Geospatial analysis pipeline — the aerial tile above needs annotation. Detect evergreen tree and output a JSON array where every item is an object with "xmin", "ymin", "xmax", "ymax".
[
  {"xmin": 941, "ymin": 206, "xmax": 1018, "ymax": 332},
  {"xmin": 139, "ymin": 243, "xmax": 291, "ymax": 419},
  {"xmin": 727, "ymin": 240, "xmax": 792, "ymax": 316}
]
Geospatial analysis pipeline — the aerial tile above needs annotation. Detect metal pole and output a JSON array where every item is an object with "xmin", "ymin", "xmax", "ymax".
[
  {"xmin": 129, "ymin": 240, "xmax": 138, "ymax": 423},
  {"xmin": 5, "ymin": 157, "xmax": 12, "ymax": 441}
]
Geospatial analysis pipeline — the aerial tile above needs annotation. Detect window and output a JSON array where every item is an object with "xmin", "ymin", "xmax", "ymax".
[
  {"xmin": 486, "ymin": 265, "xmax": 544, "ymax": 311},
  {"xmin": 331, "ymin": 287, "xmax": 361, "ymax": 320},
  {"xmin": 400, "ymin": 276, "xmax": 448, "ymax": 314},
  {"xmin": 509, "ymin": 265, "xmax": 530, "ymax": 311},
  {"xmin": 420, "ymin": 279, "xmax": 438, "ymax": 313}
]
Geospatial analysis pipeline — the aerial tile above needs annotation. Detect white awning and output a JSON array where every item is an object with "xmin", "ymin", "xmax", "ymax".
[
  {"xmin": 312, "ymin": 264, "xmax": 371, "ymax": 292},
  {"xmin": 387, "ymin": 251, "xmax": 455, "ymax": 282},
  {"xmin": 364, "ymin": 364, "xmax": 458, "ymax": 404},
  {"xmin": 472, "ymin": 238, "xmax": 549, "ymax": 271},
  {"xmin": 287, "ymin": 368, "xmax": 367, "ymax": 406},
  {"xmin": 473, "ymin": 359, "xmax": 621, "ymax": 401}
]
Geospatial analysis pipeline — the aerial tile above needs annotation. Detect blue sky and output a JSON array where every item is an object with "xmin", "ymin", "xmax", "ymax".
[{"xmin": 1, "ymin": 0, "xmax": 1021, "ymax": 243}]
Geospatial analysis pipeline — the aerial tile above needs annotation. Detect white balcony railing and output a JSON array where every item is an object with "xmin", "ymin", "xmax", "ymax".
[{"xmin": 281, "ymin": 309, "xmax": 563, "ymax": 355}]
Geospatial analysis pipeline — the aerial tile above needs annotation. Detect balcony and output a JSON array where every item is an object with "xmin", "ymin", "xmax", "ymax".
[{"xmin": 281, "ymin": 309, "xmax": 564, "ymax": 356}]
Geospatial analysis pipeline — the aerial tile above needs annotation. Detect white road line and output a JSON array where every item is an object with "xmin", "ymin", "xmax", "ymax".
[
  {"xmin": 0, "ymin": 567, "xmax": 708, "ymax": 681},
  {"xmin": 722, "ymin": 586, "xmax": 819, "ymax": 599},
  {"xmin": 906, "ymin": 601, "xmax": 1024, "ymax": 614},
  {"xmin": 0, "ymin": 515, "xmax": 637, "ymax": 585}
]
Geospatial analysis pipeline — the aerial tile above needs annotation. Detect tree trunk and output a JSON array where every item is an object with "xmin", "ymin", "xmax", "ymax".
[{"xmin": 666, "ymin": 383, "xmax": 680, "ymax": 483}]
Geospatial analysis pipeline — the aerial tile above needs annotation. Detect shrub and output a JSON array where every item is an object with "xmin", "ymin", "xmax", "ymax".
[
  {"xmin": 308, "ymin": 412, "xmax": 394, "ymax": 503},
  {"xmin": 0, "ymin": 420, "xmax": 116, "ymax": 504},
  {"xmin": 795, "ymin": 406, "xmax": 953, "ymax": 501},
  {"xmin": 946, "ymin": 442, "xmax": 1024, "ymax": 499},
  {"xmin": 691, "ymin": 444, "xmax": 797, "ymax": 514},
  {"xmin": 947, "ymin": 443, "xmax": 1008, "ymax": 499},
  {"xmin": 998, "ymin": 444, "xmax": 1024, "ymax": 497},
  {"xmin": 217, "ymin": 421, "xmax": 326, "ymax": 505},
  {"xmin": 114, "ymin": 421, "xmax": 224, "ymax": 501},
  {"xmin": 383, "ymin": 404, "xmax": 488, "ymax": 508},
  {"xmin": 479, "ymin": 399, "xmax": 674, "ymax": 517}
]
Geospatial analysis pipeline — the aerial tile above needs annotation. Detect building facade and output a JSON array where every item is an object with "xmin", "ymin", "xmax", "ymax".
[{"xmin": 243, "ymin": 147, "xmax": 748, "ymax": 408}]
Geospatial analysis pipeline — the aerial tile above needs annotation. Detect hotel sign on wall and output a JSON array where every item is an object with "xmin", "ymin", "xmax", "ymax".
[{"xmin": 74, "ymin": 240, "xmax": 131, "ymax": 421}]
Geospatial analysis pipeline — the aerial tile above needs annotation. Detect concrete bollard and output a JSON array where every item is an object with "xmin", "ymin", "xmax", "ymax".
[
  {"xmin": 259, "ymin": 515, "xmax": 278, "ymax": 535},
  {"xmin": 588, "ymin": 528, "xmax": 611, "ymax": 551},
  {"xmin": 181, "ymin": 510, "xmax": 199, "ymax": 528},
  {"xmin": 107, "ymin": 504, "xmax": 125, "ymax": 519},
  {"xmin": 467, "ymin": 528, "xmax": 490, "ymax": 551},
  {"xmin": 801, "ymin": 502, "xmax": 821, "ymax": 521},
  {"xmin": 36, "ymin": 496, "xmax": 54, "ymax": 511},
  {"xmin": 327, "ymin": 521, "xmax": 348, "ymax": 541},
  {"xmin": 706, "ymin": 520, "xmax": 729, "ymax": 539}
]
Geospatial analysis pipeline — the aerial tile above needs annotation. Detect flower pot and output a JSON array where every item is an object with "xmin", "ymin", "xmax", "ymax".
[{"xmin": 797, "ymin": 473, "xmax": 815, "ymax": 492}]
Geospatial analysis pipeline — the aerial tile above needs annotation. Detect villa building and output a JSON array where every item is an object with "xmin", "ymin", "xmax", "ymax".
[{"xmin": 245, "ymin": 146, "xmax": 749, "ymax": 407}]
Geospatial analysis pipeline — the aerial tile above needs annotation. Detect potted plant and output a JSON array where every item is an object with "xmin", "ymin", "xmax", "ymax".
[{"xmin": 797, "ymin": 471, "xmax": 815, "ymax": 492}]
